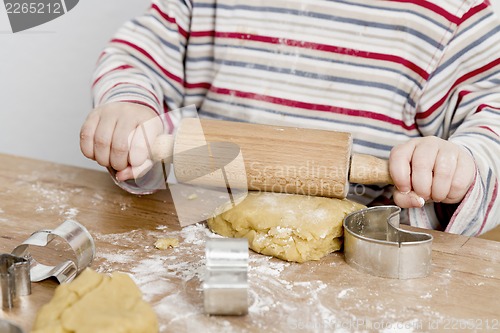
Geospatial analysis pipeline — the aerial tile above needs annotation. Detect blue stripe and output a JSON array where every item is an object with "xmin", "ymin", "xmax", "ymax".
[
  {"xmin": 454, "ymin": 11, "xmax": 495, "ymax": 40},
  {"xmin": 187, "ymin": 43, "xmax": 424, "ymax": 89},
  {"xmin": 107, "ymin": 90, "xmax": 158, "ymax": 106},
  {"xmin": 214, "ymin": 58, "xmax": 416, "ymax": 108},
  {"xmin": 453, "ymin": 131, "xmax": 500, "ymax": 144},
  {"xmin": 133, "ymin": 17, "xmax": 183, "ymax": 52},
  {"xmin": 434, "ymin": 25, "xmax": 500, "ymax": 77},
  {"xmin": 462, "ymin": 170, "xmax": 491, "ymax": 235},
  {"xmin": 329, "ymin": 0, "xmax": 453, "ymax": 32},
  {"xmin": 195, "ymin": 3, "xmax": 445, "ymax": 49},
  {"xmin": 199, "ymin": 96, "xmax": 420, "ymax": 137},
  {"xmin": 353, "ymin": 138, "xmax": 393, "ymax": 151}
]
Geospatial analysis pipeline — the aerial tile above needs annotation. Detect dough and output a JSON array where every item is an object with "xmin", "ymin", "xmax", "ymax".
[
  {"xmin": 31, "ymin": 269, "xmax": 158, "ymax": 333},
  {"xmin": 207, "ymin": 192, "xmax": 365, "ymax": 263},
  {"xmin": 154, "ymin": 237, "xmax": 179, "ymax": 249}
]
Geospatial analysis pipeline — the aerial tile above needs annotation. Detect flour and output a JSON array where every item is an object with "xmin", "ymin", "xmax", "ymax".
[
  {"xmin": 337, "ymin": 288, "xmax": 354, "ymax": 299},
  {"xmin": 93, "ymin": 222, "xmax": 452, "ymax": 332}
]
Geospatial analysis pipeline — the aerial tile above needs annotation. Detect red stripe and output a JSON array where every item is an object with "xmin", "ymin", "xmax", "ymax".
[
  {"xmin": 121, "ymin": 100, "xmax": 159, "ymax": 114},
  {"xmin": 191, "ymin": 30, "xmax": 215, "ymax": 38},
  {"xmin": 456, "ymin": 90, "xmax": 471, "ymax": 106},
  {"xmin": 151, "ymin": 3, "xmax": 188, "ymax": 38},
  {"xmin": 476, "ymin": 104, "xmax": 500, "ymax": 113},
  {"xmin": 388, "ymin": 0, "xmax": 460, "ymax": 24},
  {"xmin": 417, "ymin": 58, "xmax": 500, "ymax": 119},
  {"xmin": 211, "ymin": 87, "xmax": 416, "ymax": 130},
  {"xmin": 479, "ymin": 125, "xmax": 499, "ymax": 136},
  {"xmin": 184, "ymin": 81, "xmax": 212, "ymax": 89},
  {"xmin": 111, "ymin": 39, "xmax": 183, "ymax": 85},
  {"xmin": 460, "ymin": 1, "xmax": 488, "ymax": 22},
  {"xmin": 92, "ymin": 64, "xmax": 133, "ymax": 87},
  {"xmin": 478, "ymin": 180, "xmax": 498, "ymax": 234},
  {"xmin": 215, "ymin": 32, "xmax": 429, "ymax": 80}
]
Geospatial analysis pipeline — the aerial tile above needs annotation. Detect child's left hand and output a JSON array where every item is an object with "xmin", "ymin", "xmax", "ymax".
[{"xmin": 389, "ymin": 136, "xmax": 476, "ymax": 208}]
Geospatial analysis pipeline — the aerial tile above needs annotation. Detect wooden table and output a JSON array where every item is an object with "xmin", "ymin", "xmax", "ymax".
[{"xmin": 1, "ymin": 154, "xmax": 499, "ymax": 332}]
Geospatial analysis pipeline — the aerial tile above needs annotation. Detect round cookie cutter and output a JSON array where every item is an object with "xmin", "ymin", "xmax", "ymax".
[
  {"xmin": 343, "ymin": 206, "xmax": 433, "ymax": 279},
  {"xmin": 11, "ymin": 220, "xmax": 95, "ymax": 284},
  {"xmin": 203, "ymin": 238, "xmax": 249, "ymax": 315}
]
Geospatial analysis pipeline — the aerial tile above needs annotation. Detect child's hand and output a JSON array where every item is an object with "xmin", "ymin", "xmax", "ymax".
[
  {"xmin": 389, "ymin": 137, "xmax": 475, "ymax": 208},
  {"xmin": 80, "ymin": 102, "xmax": 162, "ymax": 181}
]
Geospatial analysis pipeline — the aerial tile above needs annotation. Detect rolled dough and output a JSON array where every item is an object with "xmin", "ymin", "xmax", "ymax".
[
  {"xmin": 31, "ymin": 268, "xmax": 158, "ymax": 333},
  {"xmin": 207, "ymin": 192, "xmax": 365, "ymax": 263}
]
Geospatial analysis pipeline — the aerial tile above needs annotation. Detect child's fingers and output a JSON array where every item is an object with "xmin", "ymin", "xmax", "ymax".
[
  {"xmin": 80, "ymin": 112, "xmax": 100, "ymax": 160},
  {"xmin": 93, "ymin": 115, "xmax": 117, "ymax": 167},
  {"xmin": 129, "ymin": 116, "xmax": 164, "ymax": 167},
  {"xmin": 443, "ymin": 150, "xmax": 475, "ymax": 203},
  {"xmin": 410, "ymin": 143, "xmax": 439, "ymax": 200},
  {"xmin": 110, "ymin": 119, "xmax": 139, "ymax": 171},
  {"xmin": 389, "ymin": 141, "xmax": 415, "ymax": 193},
  {"xmin": 430, "ymin": 148, "xmax": 458, "ymax": 202},
  {"xmin": 115, "ymin": 166, "xmax": 134, "ymax": 182},
  {"xmin": 393, "ymin": 190, "xmax": 425, "ymax": 208}
]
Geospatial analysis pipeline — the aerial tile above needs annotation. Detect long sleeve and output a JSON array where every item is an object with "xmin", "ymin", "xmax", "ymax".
[
  {"xmin": 91, "ymin": 0, "xmax": 193, "ymax": 194},
  {"xmin": 92, "ymin": 0, "xmax": 192, "ymax": 114},
  {"xmin": 409, "ymin": 1, "xmax": 500, "ymax": 235}
]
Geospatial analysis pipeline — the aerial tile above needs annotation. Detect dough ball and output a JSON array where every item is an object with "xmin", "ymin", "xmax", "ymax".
[
  {"xmin": 31, "ymin": 268, "xmax": 158, "ymax": 333},
  {"xmin": 207, "ymin": 192, "xmax": 365, "ymax": 263}
]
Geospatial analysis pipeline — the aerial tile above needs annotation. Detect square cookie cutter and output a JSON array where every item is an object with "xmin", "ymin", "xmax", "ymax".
[
  {"xmin": 343, "ymin": 206, "xmax": 433, "ymax": 279},
  {"xmin": 203, "ymin": 238, "xmax": 249, "ymax": 315}
]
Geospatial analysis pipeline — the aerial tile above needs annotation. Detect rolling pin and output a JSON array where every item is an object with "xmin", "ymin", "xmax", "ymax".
[{"xmin": 153, "ymin": 118, "xmax": 393, "ymax": 199}]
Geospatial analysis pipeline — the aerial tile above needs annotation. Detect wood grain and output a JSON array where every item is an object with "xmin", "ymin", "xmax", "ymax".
[
  {"xmin": 0, "ymin": 154, "xmax": 499, "ymax": 333},
  {"xmin": 173, "ymin": 118, "xmax": 353, "ymax": 198}
]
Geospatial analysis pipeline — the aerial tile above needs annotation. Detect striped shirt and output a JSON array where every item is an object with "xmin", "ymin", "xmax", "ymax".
[{"xmin": 92, "ymin": 0, "xmax": 500, "ymax": 236}]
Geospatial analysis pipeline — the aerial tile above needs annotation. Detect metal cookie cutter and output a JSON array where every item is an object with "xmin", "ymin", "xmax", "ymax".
[
  {"xmin": 203, "ymin": 238, "xmax": 249, "ymax": 315},
  {"xmin": 11, "ymin": 220, "xmax": 95, "ymax": 284},
  {"xmin": 343, "ymin": 206, "xmax": 433, "ymax": 279},
  {"xmin": 0, "ymin": 254, "xmax": 30, "ymax": 310}
]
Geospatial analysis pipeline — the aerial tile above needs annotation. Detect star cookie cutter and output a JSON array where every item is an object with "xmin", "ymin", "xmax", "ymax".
[{"xmin": 343, "ymin": 206, "xmax": 433, "ymax": 279}]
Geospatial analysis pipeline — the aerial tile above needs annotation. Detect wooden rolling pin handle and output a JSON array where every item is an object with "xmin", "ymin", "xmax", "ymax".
[
  {"xmin": 151, "ymin": 134, "xmax": 175, "ymax": 162},
  {"xmin": 349, "ymin": 154, "xmax": 393, "ymax": 185}
]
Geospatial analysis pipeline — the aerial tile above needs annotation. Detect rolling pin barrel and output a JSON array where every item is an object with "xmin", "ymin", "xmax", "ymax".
[{"xmin": 155, "ymin": 119, "xmax": 392, "ymax": 199}]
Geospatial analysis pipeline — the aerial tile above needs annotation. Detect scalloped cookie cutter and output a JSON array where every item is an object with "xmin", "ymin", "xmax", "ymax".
[
  {"xmin": 343, "ymin": 206, "xmax": 433, "ymax": 279},
  {"xmin": 203, "ymin": 238, "xmax": 249, "ymax": 315},
  {"xmin": 11, "ymin": 220, "xmax": 95, "ymax": 284}
]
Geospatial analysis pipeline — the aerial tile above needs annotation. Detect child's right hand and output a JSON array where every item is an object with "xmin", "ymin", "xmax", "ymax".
[{"xmin": 80, "ymin": 102, "xmax": 163, "ymax": 181}]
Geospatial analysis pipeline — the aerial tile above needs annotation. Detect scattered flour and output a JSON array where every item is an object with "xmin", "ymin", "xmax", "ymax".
[{"xmin": 92, "ymin": 222, "xmax": 452, "ymax": 332}]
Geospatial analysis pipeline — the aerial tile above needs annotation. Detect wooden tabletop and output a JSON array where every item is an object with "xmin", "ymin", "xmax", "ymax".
[{"xmin": 1, "ymin": 153, "xmax": 499, "ymax": 332}]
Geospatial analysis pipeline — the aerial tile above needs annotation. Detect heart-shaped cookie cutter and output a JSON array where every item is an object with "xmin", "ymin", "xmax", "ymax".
[
  {"xmin": 343, "ymin": 206, "xmax": 433, "ymax": 279},
  {"xmin": 11, "ymin": 220, "xmax": 95, "ymax": 284}
]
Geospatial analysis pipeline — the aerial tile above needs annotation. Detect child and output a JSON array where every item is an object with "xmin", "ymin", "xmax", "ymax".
[{"xmin": 80, "ymin": 0, "xmax": 499, "ymax": 235}]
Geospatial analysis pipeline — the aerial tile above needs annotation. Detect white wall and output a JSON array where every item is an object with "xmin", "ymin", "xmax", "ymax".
[
  {"xmin": 1, "ymin": 1, "xmax": 500, "ymax": 171},
  {"xmin": 0, "ymin": 1, "xmax": 149, "ymax": 170}
]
